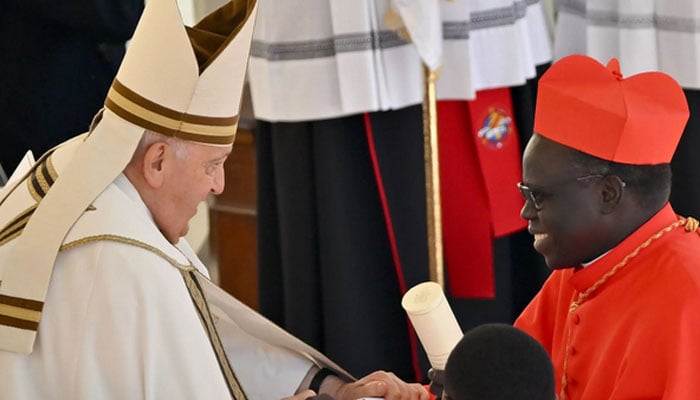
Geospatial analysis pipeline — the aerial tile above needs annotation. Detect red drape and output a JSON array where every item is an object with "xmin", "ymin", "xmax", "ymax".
[{"xmin": 438, "ymin": 88, "xmax": 527, "ymax": 298}]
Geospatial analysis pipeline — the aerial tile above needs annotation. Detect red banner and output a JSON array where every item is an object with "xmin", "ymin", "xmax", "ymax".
[{"xmin": 438, "ymin": 88, "xmax": 526, "ymax": 298}]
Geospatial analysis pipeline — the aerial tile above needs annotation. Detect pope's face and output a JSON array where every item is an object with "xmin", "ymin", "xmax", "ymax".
[
  {"xmin": 155, "ymin": 142, "xmax": 231, "ymax": 243},
  {"xmin": 519, "ymin": 135, "xmax": 607, "ymax": 269}
]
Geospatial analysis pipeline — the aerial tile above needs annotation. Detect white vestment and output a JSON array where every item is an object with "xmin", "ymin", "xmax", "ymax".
[
  {"xmin": 0, "ymin": 141, "xmax": 351, "ymax": 399},
  {"xmin": 248, "ymin": 0, "xmax": 552, "ymax": 122}
]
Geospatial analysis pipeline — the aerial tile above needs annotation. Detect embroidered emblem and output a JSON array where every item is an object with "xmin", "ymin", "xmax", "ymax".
[{"xmin": 477, "ymin": 107, "xmax": 512, "ymax": 149}]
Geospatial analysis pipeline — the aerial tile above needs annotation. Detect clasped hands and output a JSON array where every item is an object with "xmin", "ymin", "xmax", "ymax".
[{"xmin": 284, "ymin": 370, "xmax": 429, "ymax": 400}]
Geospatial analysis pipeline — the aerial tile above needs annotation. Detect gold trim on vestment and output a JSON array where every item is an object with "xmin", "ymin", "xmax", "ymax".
[
  {"xmin": 60, "ymin": 234, "xmax": 195, "ymax": 271},
  {"xmin": 0, "ymin": 294, "xmax": 43, "ymax": 311},
  {"xmin": 0, "ymin": 294, "xmax": 44, "ymax": 331},
  {"xmin": 0, "ymin": 304, "xmax": 41, "ymax": 322},
  {"xmin": 0, "ymin": 314, "xmax": 39, "ymax": 331},
  {"xmin": 59, "ymin": 234, "xmax": 246, "ymax": 398},
  {"xmin": 27, "ymin": 156, "xmax": 57, "ymax": 203},
  {"xmin": 0, "ymin": 205, "xmax": 36, "ymax": 247},
  {"xmin": 0, "ymin": 156, "xmax": 59, "ymax": 247},
  {"xmin": 182, "ymin": 270, "xmax": 248, "ymax": 400}
]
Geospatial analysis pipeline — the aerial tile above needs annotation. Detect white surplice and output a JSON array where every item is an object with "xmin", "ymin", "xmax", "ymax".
[{"xmin": 248, "ymin": 0, "xmax": 552, "ymax": 122}]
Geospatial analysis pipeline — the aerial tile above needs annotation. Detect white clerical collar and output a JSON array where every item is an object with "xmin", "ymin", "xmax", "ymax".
[{"xmin": 580, "ymin": 250, "xmax": 611, "ymax": 268}]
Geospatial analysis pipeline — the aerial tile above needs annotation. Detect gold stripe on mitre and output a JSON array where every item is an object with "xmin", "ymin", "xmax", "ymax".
[{"xmin": 105, "ymin": 79, "xmax": 239, "ymax": 145}]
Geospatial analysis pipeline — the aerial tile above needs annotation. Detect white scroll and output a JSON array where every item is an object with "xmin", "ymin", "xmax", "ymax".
[{"xmin": 401, "ymin": 281, "xmax": 463, "ymax": 369}]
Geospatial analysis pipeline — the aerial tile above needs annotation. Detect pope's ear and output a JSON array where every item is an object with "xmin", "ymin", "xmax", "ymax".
[{"xmin": 142, "ymin": 142, "xmax": 167, "ymax": 188}]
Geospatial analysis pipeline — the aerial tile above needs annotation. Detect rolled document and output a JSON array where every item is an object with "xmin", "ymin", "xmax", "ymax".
[{"xmin": 401, "ymin": 281, "xmax": 463, "ymax": 369}]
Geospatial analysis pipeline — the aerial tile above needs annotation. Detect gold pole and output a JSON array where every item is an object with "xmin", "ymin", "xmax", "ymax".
[{"xmin": 422, "ymin": 65, "xmax": 444, "ymax": 288}]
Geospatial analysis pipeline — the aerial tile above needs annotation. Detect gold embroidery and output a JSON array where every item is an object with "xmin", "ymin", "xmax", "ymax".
[
  {"xmin": 58, "ymin": 233, "xmax": 245, "ymax": 398},
  {"xmin": 182, "ymin": 271, "xmax": 247, "ymax": 400},
  {"xmin": 60, "ymin": 234, "xmax": 194, "ymax": 271}
]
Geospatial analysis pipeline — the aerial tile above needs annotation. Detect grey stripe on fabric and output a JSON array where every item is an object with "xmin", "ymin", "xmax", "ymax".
[
  {"xmin": 252, "ymin": 0, "xmax": 541, "ymax": 62},
  {"xmin": 558, "ymin": 0, "xmax": 586, "ymax": 17},
  {"xmin": 586, "ymin": 10, "xmax": 655, "ymax": 29},
  {"xmin": 251, "ymin": 38, "xmax": 336, "ymax": 60},
  {"xmin": 469, "ymin": 0, "xmax": 528, "ymax": 30},
  {"xmin": 335, "ymin": 30, "xmax": 410, "ymax": 52},
  {"xmin": 443, "ymin": 21, "xmax": 470, "ymax": 40},
  {"xmin": 251, "ymin": 30, "xmax": 410, "ymax": 61},
  {"xmin": 656, "ymin": 15, "xmax": 700, "ymax": 34},
  {"xmin": 559, "ymin": 0, "xmax": 700, "ymax": 33}
]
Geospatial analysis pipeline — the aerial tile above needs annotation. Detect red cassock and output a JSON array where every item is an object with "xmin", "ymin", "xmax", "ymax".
[{"xmin": 516, "ymin": 204, "xmax": 700, "ymax": 399}]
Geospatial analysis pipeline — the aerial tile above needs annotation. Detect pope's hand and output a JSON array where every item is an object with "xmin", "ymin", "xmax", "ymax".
[{"xmin": 335, "ymin": 371, "xmax": 429, "ymax": 400}]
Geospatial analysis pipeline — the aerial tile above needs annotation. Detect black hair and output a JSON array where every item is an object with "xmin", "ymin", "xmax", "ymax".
[
  {"xmin": 443, "ymin": 324, "xmax": 555, "ymax": 400},
  {"xmin": 567, "ymin": 148, "xmax": 671, "ymax": 210}
]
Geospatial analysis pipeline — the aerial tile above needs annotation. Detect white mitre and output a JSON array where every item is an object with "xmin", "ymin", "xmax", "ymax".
[{"xmin": 0, "ymin": 0, "xmax": 258, "ymax": 354}]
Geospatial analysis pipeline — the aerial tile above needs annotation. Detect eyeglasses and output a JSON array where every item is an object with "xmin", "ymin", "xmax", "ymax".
[{"xmin": 517, "ymin": 174, "xmax": 605, "ymax": 211}]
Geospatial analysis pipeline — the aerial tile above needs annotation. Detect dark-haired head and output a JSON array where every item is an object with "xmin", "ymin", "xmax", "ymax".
[
  {"xmin": 566, "ymin": 146, "xmax": 671, "ymax": 212},
  {"xmin": 443, "ymin": 324, "xmax": 555, "ymax": 400},
  {"xmin": 519, "ymin": 134, "xmax": 672, "ymax": 269}
]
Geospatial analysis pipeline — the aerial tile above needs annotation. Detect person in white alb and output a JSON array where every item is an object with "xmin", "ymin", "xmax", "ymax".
[{"xmin": 0, "ymin": 0, "xmax": 428, "ymax": 399}]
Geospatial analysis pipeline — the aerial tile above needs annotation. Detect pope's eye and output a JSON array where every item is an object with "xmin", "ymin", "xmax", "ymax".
[{"xmin": 204, "ymin": 161, "xmax": 224, "ymax": 176}]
